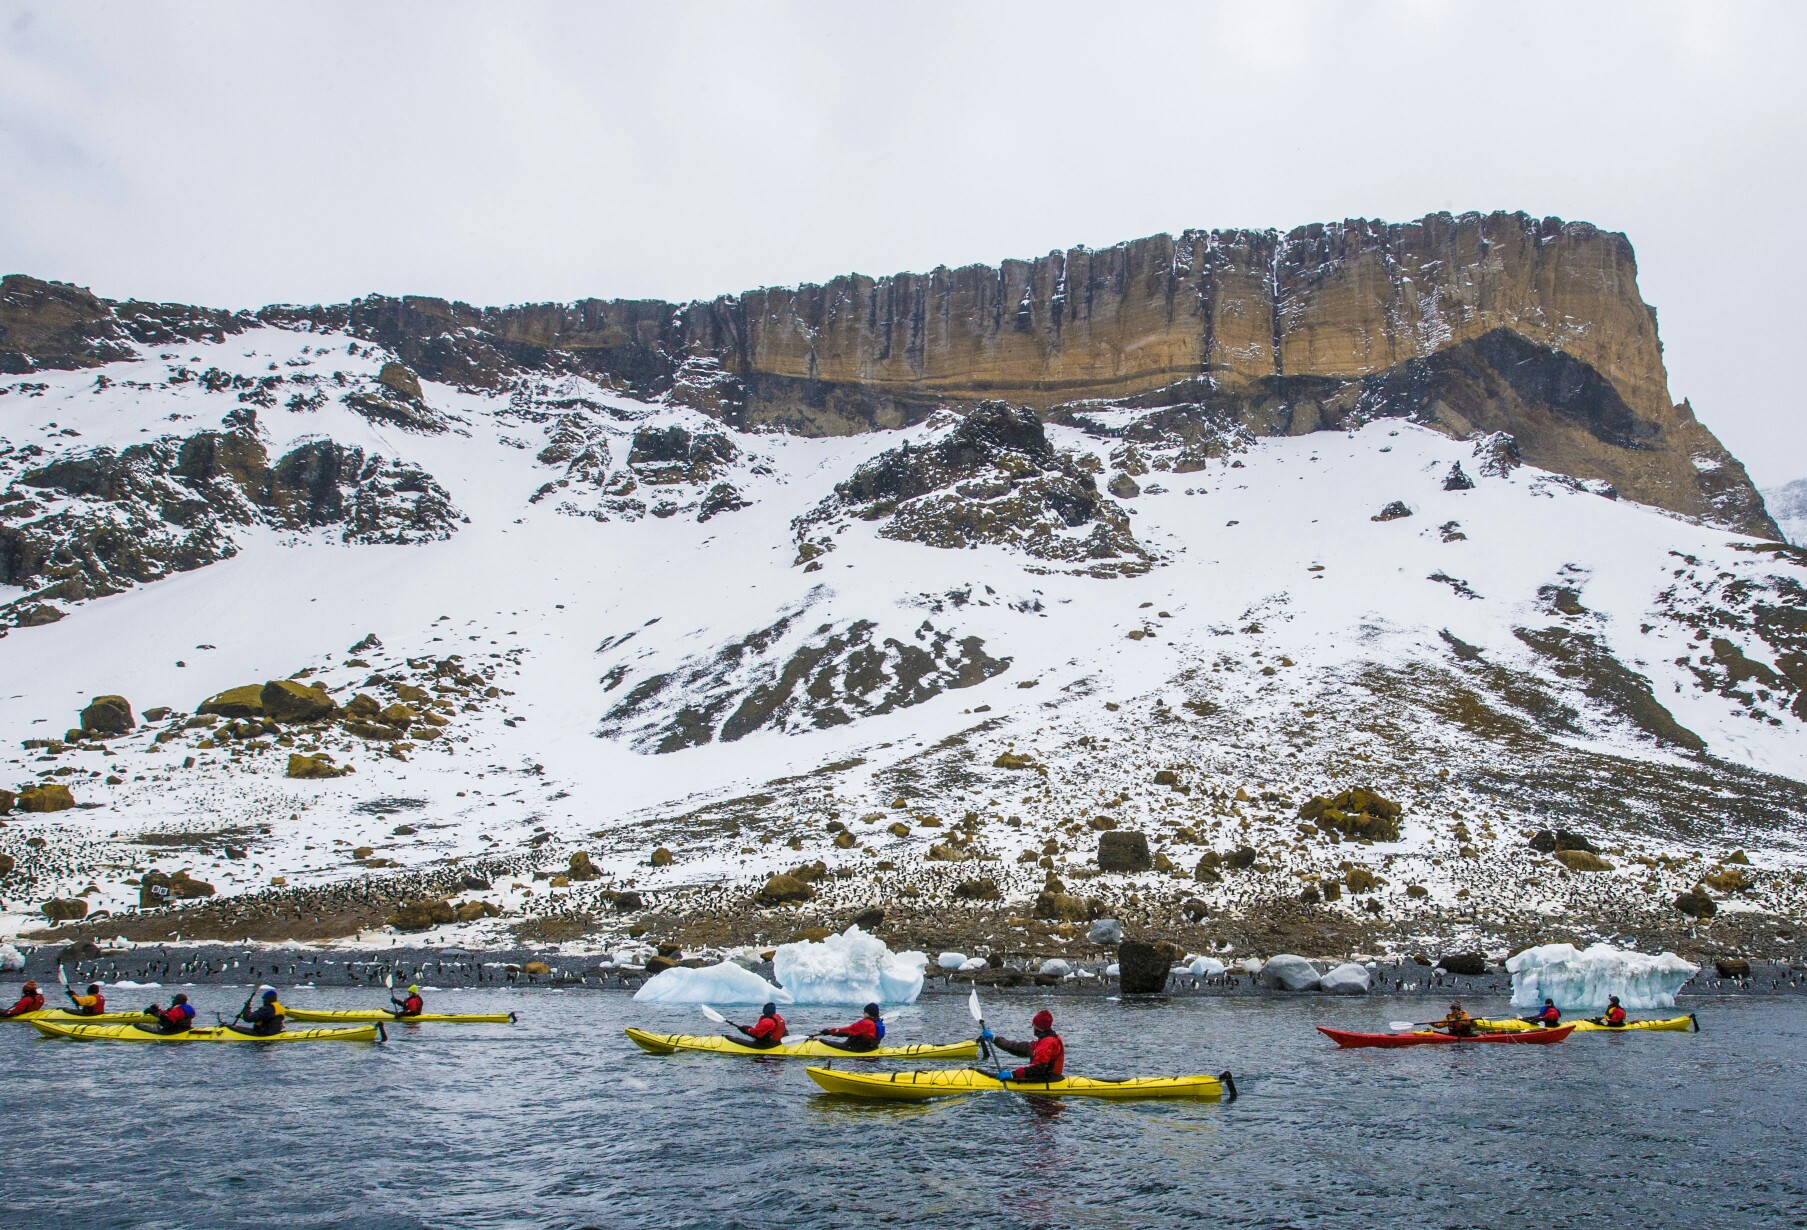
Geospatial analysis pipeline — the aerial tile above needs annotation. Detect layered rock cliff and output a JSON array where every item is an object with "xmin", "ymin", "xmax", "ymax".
[{"xmin": 0, "ymin": 211, "xmax": 1778, "ymax": 536}]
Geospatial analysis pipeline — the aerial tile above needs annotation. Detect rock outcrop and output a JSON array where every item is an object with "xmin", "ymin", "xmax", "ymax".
[{"xmin": 3, "ymin": 211, "xmax": 1776, "ymax": 536}]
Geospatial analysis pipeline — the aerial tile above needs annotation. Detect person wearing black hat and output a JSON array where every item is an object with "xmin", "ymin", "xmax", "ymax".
[
  {"xmin": 230, "ymin": 986, "xmax": 286, "ymax": 1037},
  {"xmin": 137, "ymin": 993, "xmax": 197, "ymax": 1035},
  {"xmin": 817, "ymin": 1003, "xmax": 885, "ymax": 1052},
  {"xmin": 732, "ymin": 1002, "xmax": 787, "ymax": 1049}
]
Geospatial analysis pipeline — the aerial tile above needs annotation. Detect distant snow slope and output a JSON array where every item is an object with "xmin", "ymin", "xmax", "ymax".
[
  {"xmin": 1765, "ymin": 477, "xmax": 1807, "ymax": 547},
  {"xmin": 2, "ymin": 326, "xmax": 1803, "ymax": 955}
]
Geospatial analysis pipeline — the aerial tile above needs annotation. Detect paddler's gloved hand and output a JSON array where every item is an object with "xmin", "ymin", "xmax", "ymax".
[
  {"xmin": 996, "ymin": 1069, "xmax": 1014, "ymax": 1081},
  {"xmin": 978, "ymin": 1029, "xmax": 994, "ymax": 1041}
]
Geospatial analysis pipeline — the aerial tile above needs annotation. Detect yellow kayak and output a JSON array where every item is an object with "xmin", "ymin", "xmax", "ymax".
[
  {"xmin": 625, "ymin": 1027, "xmax": 980, "ymax": 1060},
  {"xmin": 5, "ymin": 1009, "xmax": 158, "ymax": 1025},
  {"xmin": 1477, "ymin": 1014, "xmax": 1698, "ymax": 1034},
  {"xmin": 287, "ymin": 1008, "xmax": 516, "ymax": 1024},
  {"xmin": 29, "ymin": 1020, "xmax": 384, "ymax": 1043},
  {"xmin": 804, "ymin": 1066, "xmax": 1236, "ymax": 1101}
]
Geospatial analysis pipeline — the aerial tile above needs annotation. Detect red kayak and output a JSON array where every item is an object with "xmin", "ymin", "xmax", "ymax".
[{"xmin": 1319, "ymin": 1024, "xmax": 1575, "ymax": 1048}]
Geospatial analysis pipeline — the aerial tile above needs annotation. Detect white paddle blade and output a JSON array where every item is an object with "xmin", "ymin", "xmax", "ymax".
[
  {"xmin": 56, "ymin": 966, "xmax": 69, "ymax": 986},
  {"xmin": 699, "ymin": 1004, "xmax": 728, "ymax": 1024},
  {"xmin": 1389, "ymin": 1021, "xmax": 1418, "ymax": 1031},
  {"xmin": 781, "ymin": 1035, "xmax": 807, "ymax": 1045},
  {"xmin": 385, "ymin": 973, "xmax": 394, "ymax": 989},
  {"xmin": 967, "ymin": 988, "xmax": 984, "ymax": 1023}
]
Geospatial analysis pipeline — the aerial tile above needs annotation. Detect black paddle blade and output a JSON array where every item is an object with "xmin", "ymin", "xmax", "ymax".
[{"xmin": 1220, "ymin": 1071, "xmax": 1238, "ymax": 1103}]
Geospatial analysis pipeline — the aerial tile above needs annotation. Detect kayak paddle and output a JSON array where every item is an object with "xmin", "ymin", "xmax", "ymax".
[{"xmin": 968, "ymin": 988, "xmax": 995, "ymax": 1063}]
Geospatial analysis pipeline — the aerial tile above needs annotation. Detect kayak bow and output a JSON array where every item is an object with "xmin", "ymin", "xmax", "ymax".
[
  {"xmin": 5, "ymin": 1009, "xmax": 158, "ymax": 1025},
  {"xmin": 29, "ymin": 1020, "xmax": 385, "ymax": 1043},
  {"xmin": 1475, "ymin": 1015, "xmax": 1697, "ymax": 1034},
  {"xmin": 1319, "ymin": 1024, "xmax": 1576, "ymax": 1048},
  {"xmin": 804, "ymin": 1066, "xmax": 1236, "ymax": 1101},
  {"xmin": 287, "ymin": 1008, "xmax": 516, "ymax": 1024},
  {"xmin": 625, "ymin": 1027, "xmax": 979, "ymax": 1060}
]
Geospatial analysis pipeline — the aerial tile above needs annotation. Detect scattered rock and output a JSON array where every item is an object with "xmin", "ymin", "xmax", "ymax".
[
  {"xmin": 1442, "ymin": 462, "xmax": 1475, "ymax": 491},
  {"xmin": 1701, "ymin": 866, "xmax": 1750, "ymax": 893},
  {"xmin": 1032, "ymin": 890, "xmax": 1091, "ymax": 922},
  {"xmin": 1673, "ymin": 890, "xmax": 1717, "ymax": 918},
  {"xmin": 1371, "ymin": 500, "xmax": 1413, "ymax": 522},
  {"xmin": 387, "ymin": 899, "xmax": 456, "ymax": 931},
  {"xmin": 650, "ymin": 847, "xmax": 674, "ymax": 867},
  {"xmin": 198, "ymin": 684, "xmax": 265, "ymax": 720},
  {"xmin": 1437, "ymin": 952, "xmax": 1488, "ymax": 976},
  {"xmin": 1553, "ymin": 849, "xmax": 1614, "ymax": 872},
  {"xmin": 285, "ymin": 753, "xmax": 349, "ymax": 779},
  {"xmin": 41, "ymin": 897, "xmax": 88, "ymax": 922},
  {"xmin": 79, "ymin": 694, "xmax": 134, "ymax": 735},
  {"xmin": 567, "ymin": 851, "xmax": 600, "ymax": 881},
  {"xmin": 851, "ymin": 906, "xmax": 885, "ymax": 930},
  {"xmin": 754, "ymin": 873, "xmax": 813, "ymax": 906},
  {"xmin": 1299, "ymin": 788, "xmax": 1402, "ymax": 842},
  {"xmin": 1714, "ymin": 957, "xmax": 1751, "ymax": 979},
  {"xmin": 1097, "ymin": 830, "xmax": 1152, "ymax": 873},
  {"xmin": 1117, "ymin": 939, "xmax": 1175, "ymax": 995},
  {"xmin": 262, "ymin": 679, "xmax": 338, "ymax": 723},
  {"xmin": 19, "ymin": 784, "xmax": 75, "ymax": 812},
  {"xmin": 0, "ymin": 788, "xmax": 14, "ymax": 813},
  {"xmin": 952, "ymin": 878, "xmax": 1001, "ymax": 901},
  {"xmin": 992, "ymin": 752, "xmax": 1038, "ymax": 770}
]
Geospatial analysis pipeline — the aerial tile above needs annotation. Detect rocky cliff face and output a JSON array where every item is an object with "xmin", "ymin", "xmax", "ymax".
[{"xmin": 0, "ymin": 211, "xmax": 1777, "ymax": 536}]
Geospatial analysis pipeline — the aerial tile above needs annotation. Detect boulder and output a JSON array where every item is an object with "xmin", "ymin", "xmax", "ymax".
[
  {"xmin": 1032, "ymin": 890, "xmax": 1091, "ymax": 922},
  {"xmin": 0, "ymin": 787, "xmax": 14, "ymax": 813},
  {"xmin": 1344, "ymin": 866, "xmax": 1379, "ymax": 893},
  {"xmin": 344, "ymin": 721, "xmax": 404, "ymax": 741},
  {"xmin": 1193, "ymin": 854, "xmax": 1222, "ymax": 883},
  {"xmin": 1701, "ymin": 866, "xmax": 1750, "ymax": 893},
  {"xmin": 650, "ymin": 847, "xmax": 674, "ymax": 867},
  {"xmin": 1442, "ymin": 462, "xmax": 1475, "ymax": 491},
  {"xmin": 285, "ymin": 753, "xmax": 348, "ymax": 779},
  {"xmin": 342, "ymin": 693, "xmax": 382, "ymax": 722},
  {"xmin": 41, "ymin": 897, "xmax": 88, "ymax": 922},
  {"xmin": 1299, "ymin": 788, "xmax": 1402, "ymax": 842},
  {"xmin": 1371, "ymin": 500, "xmax": 1413, "ymax": 522},
  {"xmin": 1318, "ymin": 962, "xmax": 1372, "ymax": 995},
  {"xmin": 0, "ymin": 853, "xmax": 13, "ymax": 876},
  {"xmin": 1437, "ymin": 952, "xmax": 1488, "ymax": 976},
  {"xmin": 1673, "ymin": 890, "xmax": 1717, "ymax": 918},
  {"xmin": 606, "ymin": 890, "xmax": 645, "ymax": 912},
  {"xmin": 953, "ymin": 878, "xmax": 1001, "ymax": 901},
  {"xmin": 1257, "ymin": 954, "xmax": 1321, "ymax": 991},
  {"xmin": 379, "ymin": 703, "xmax": 418, "ymax": 727},
  {"xmin": 521, "ymin": 960, "xmax": 552, "ymax": 977},
  {"xmin": 1097, "ymin": 830, "xmax": 1152, "ymax": 873},
  {"xmin": 19, "ymin": 784, "xmax": 75, "ymax": 812},
  {"xmin": 198, "ymin": 684, "xmax": 265, "ymax": 719},
  {"xmin": 567, "ymin": 851, "xmax": 600, "ymax": 881},
  {"xmin": 387, "ymin": 899, "xmax": 456, "ymax": 931},
  {"xmin": 80, "ymin": 694, "xmax": 134, "ymax": 736},
  {"xmin": 754, "ymin": 873, "xmax": 813, "ymax": 905},
  {"xmin": 141, "ymin": 706, "xmax": 174, "ymax": 722},
  {"xmin": 1553, "ymin": 849, "xmax": 1614, "ymax": 872},
  {"xmin": 455, "ymin": 901, "xmax": 500, "ymax": 923},
  {"xmin": 1117, "ymin": 938, "xmax": 1176, "ymax": 995},
  {"xmin": 992, "ymin": 752, "xmax": 1038, "ymax": 770},
  {"xmin": 851, "ymin": 906, "xmax": 885, "ymax": 930},
  {"xmin": 1038, "ymin": 958, "xmax": 1072, "ymax": 977},
  {"xmin": 1087, "ymin": 917, "xmax": 1124, "ymax": 945},
  {"xmin": 262, "ymin": 679, "xmax": 337, "ymax": 723},
  {"xmin": 1714, "ymin": 957, "xmax": 1751, "ymax": 979}
]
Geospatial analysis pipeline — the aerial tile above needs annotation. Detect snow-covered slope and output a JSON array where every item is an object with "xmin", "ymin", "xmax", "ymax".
[
  {"xmin": 2, "ymin": 326, "xmax": 1804, "ymax": 957},
  {"xmin": 1765, "ymin": 477, "xmax": 1807, "ymax": 547}
]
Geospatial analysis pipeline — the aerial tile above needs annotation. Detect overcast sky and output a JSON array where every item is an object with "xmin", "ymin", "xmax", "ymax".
[{"xmin": 2, "ymin": 1, "xmax": 1803, "ymax": 484}]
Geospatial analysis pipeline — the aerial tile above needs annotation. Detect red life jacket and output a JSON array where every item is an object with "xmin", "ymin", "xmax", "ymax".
[
  {"xmin": 1605, "ymin": 1005, "xmax": 1627, "ymax": 1026},
  {"xmin": 1537, "ymin": 1005, "xmax": 1561, "ymax": 1023},
  {"xmin": 159, "ymin": 1003, "xmax": 196, "ymax": 1027},
  {"xmin": 4, "ymin": 992, "xmax": 45, "ymax": 1016},
  {"xmin": 828, "ymin": 1017, "xmax": 880, "ymax": 1042},
  {"xmin": 1013, "ymin": 1032, "xmax": 1065, "ymax": 1080},
  {"xmin": 747, "ymin": 1013, "xmax": 786, "ymax": 1043},
  {"xmin": 401, "ymin": 995, "xmax": 424, "ymax": 1016}
]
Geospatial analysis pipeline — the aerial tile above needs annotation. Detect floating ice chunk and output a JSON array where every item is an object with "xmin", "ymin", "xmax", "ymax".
[
  {"xmin": 1239, "ymin": 957, "xmax": 1264, "ymax": 976},
  {"xmin": 1105, "ymin": 962, "xmax": 1121, "ymax": 978},
  {"xmin": 772, "ymin": 926, "xmax": 926, "ymax": 1005},
  {"xmin": 958, "ymin": 957, "xmax": 988, "ymax": 973},
  {"xmin": 937, "ymin": 952, "xmax": 968, "ymax": 971},
  {"xmin": 1038, "ymin": 959, "xmax": 1072, "ymax": 977},
  {"xmin": 1257, "ymin": 954, "xmax": 1321, "ymax": 991},
  {"xmin": 1507, "ymin": 943, "xmax": 1698, "ymax": 1011},
  {"xmin": 108, "ymin": 981, "xmax": 161, "ymax": 990},
  {"xmin": 1318, "ymin": 963, "xmax": 1371, "ymax": 995},
  {"xmin": 632, "ymin": 960, "xmax": 789, "ymax": 1005},
  {"xmin": 1189, "ymin": 957, "xmax": 1226, "ymax": 978},
  {"xmin": 1088, "ymin": 919, "xmax": 1123, "ymax": 945},
  {"xmin": 0, "ymin": 944, "xmax": 23, "ymax": 972}
]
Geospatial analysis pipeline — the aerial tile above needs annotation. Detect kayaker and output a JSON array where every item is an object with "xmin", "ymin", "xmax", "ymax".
[
  {"xmin": 817, "ymin": 1003, "xmax": 885, "ymax": 1053},
  {"xmin": 1428, "ymin": 1001, "xmax": 1477, "ymax": 1037},
  {"xmin": 733, "ymin": 1002, "xmax": 787, "ymax": 1049},
  {"xmin": 137, "ymin": 993, "xmax": 197, "ymax": 1035},
  {"xmin": 1600, "ymin": 996, "xmax": 1628, "ymax": 1028},
  {"xmin": 1530, "ymin": 998, "xmax": 1561, "ymax": 1028},
  {"xmin": 231, "ymin": 987, "xmax": 286, "ymax": 1037},
  {"xmin": 391, "ymin": 984, "xmax": 426, "ymax": 1018},
  {"xmin": 1, "ymin": 980, "xmax": 46, "ymax": 1018},
  {"xmin": 985, "ymin": 1008, "xmax": 1065, "ymax": 1083},
  {"xmin": 65, "ymin": 982, "xmax": 106, "ymax": 1017}
]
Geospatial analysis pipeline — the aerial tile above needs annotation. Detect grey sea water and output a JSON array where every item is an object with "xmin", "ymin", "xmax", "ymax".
[{"xmin": 4, "ymin": 989, "xmax": 1801, "ymax": 1229}]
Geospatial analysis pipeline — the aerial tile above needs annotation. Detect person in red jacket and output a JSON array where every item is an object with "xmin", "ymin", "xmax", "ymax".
[
  {"xmin": 1601, "ymin": 996, "xmax": 1628, "ymax": 1027},
  {"xmin": 1, "ymin": 980, "xmax": 46, "ymax": 1018},
  {"xmin": 1531, "ymin": 998, "xmax": 1561, "ymax": 1028},
  {"xmin": 733, "ymin": 1002, "xmax": 787, "ymax": 1050},
  {"xmin": 135, "ymin": 993, "xmax": 196, "ymax": 1035},
  {"xmin": 817, "ymin": 1003, "xmax": 885, "ymax": 1053},
  {"xmin": 66, "ymin": 983, "xmax": 106, "ymax": 1016},
  {"xmin": 988, "ymin": 1009, "xmax": 1065, "ymax": 1083},
  {"xmin": 391, "ymin": 984, "xmax": 426, "ymax": 1018}
]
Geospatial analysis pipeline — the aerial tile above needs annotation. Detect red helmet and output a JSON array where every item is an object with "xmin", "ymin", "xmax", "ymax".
[{"xmin": 1031, "ymin": 1009, "xmax": 1054, "ymax": 1032}]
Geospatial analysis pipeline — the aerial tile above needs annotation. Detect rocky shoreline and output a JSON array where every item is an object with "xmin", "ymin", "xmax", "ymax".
[{"xmin": 4, "ymin": 942, "xmax": 1801, "ymax": 1004}]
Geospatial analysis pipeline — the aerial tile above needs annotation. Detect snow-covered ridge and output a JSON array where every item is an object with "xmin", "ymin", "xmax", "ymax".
[{"xmin": 1, "ymin": 321, "xmax": 1803, "ymax": 958}]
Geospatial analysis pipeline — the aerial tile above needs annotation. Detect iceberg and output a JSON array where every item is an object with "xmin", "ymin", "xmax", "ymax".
[
  {"xmin": 632, "ymin": 960, "xmax": 789, "ymax": 1005},
  {"xmin": 1507, "ymin": 943, "xmax": 1698, "ymax": 1011},
  {"xmin": 0, "ymin": 944, "xmax": 23, "ymax": 972},
  {"xmin": 936, "ymin": 952, "xmax": 968, "ymax": 971},
  {"xmin": 1188, "ymin": 956, "xmax": 1226, "ymax": 978},
  {"xmin": 771, "ymin": 926, "xmax": 927, "ymax": 1005},
  {"xmin": 1318, "ymin": 963, "xmax": 1371, "ymax": 995},
  {"xmin": 1257, "ymin": 954, "xmax": 1321, "ymax": 991}
]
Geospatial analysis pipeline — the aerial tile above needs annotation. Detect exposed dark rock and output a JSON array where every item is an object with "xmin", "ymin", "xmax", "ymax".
[
  {"xmin": 1714, "ymin": 957, "xmax": 1751, "ymax": 979},
  {"xmin": 1299, "ymin": 789, "xmax": 1402, "ymax": 841},
  {"xmin": 1437, "ymin": 952, "xmax": 1488, "ymax": 976},
  {"xmin": 40, "ymin": 897, "xmax": 89, "ymax": 922},
  {"xmin": 1443, "ymin": 462, "xmax": 1475, "ymax": 491},
  {"xmin": 80, "ymin": 694, "xmax": 134, "ymax": 736},
  {"xmin": 1673, "ymin": 890, "xmax": 1716, "ymax": 918},
  {"xmin": 1372, "ymin": 501, "xmax": 1414, "ymax": 522},
  {"xmin": 1117, "ymin": 939, "xmax": 1176, "ymax": 995},
  {"xmin": 261, "ymin": 680, "xmax": 337, "ymax": 723},
  {"xmin": 19, "ymin": 784, "xmax": 75, "ymax": 812},
  {"xmin": 754, "ymin": 873, "xmax": 813, "ymax": 905},
  {"xmin": 1096, "ymin": 830, "xmax": 1152, "ymax": 873}
]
